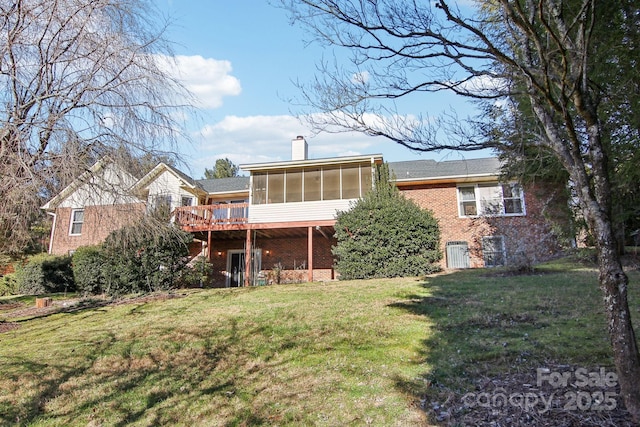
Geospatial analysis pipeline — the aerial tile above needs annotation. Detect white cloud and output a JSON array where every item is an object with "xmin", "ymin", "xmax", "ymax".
[
  {"xmin": 351, "ymin": 71, "xmax": 370, "ymax": 85},
  {"xmin": 187, "ymin": 114, "xmax": 386, "ymax": 177},
  {"xmin": 157, "ymin": 54, "xmax": 242, "ymax": 109},
  {"xmin": 454, "ymin": 75, "xmax": 508, "ymax": 96}
]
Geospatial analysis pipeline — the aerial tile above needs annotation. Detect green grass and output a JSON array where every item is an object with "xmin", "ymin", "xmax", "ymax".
[{"xmin": 0, "ymin": 257, "xmax": 638, "ymax": 426}]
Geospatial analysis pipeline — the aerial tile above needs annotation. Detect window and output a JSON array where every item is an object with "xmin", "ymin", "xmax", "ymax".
[
  {"xmin": 69, "ymin": 209, "xmax": 84, "ymax": 235},
  {"xmin": 477, "ymin": 185, "xmax": 504, "ymax": 215},
  {"xmin": 304, "ymin": 169, "xmax": 321, "ymax": 201},
  {"xmin": 482, "ymin": 236, "xmax": 506, "ymax": 267},
  {"xmin": 267, "ymin": 172, "xmax": 285, "ymax": 203},
  {"xmin": 150, "ymin": 194, "xmax": 171, "ymax": 209},
  {"xmin": 458, "ymin": 186, "xmax": 477, "ymax": 216},
  {"xmin": 229, "ymin": 200, "xmax": 248, "ymax": 220},
  {"xmin": 149, "ymin": 194, "xmax": 172, "ymax": 219},
  {"xmin": 286, "ymin": 170, "xmax": 303, "ymax": 202},
  {"xmin": 458, "ymin": 183, "xmax": 525, "ymax": 217},
  {"xmin": 361, "ymin": 165, "xmax": 373, "ymax": 194},
  {"xmin": 253, "ymin": 173, "xmax": 267, "ymax": 204},
  {"xmin": 181, "ymin": 196, "xmax": 194, "ymax": 207},
  {"xmin": 252, "ymin": 164, "xmax": 372, "ymax": 204},
  {"xmin": 502, "ymin": 184, "xmax": 524, "ymax": 214},
  {"xmin": 322, "ymin": 167, "xmax": 341, "ymax": 200},
  {"xmin": 341, "ymin": 166, "xmax": 361, "ymax": 199}
]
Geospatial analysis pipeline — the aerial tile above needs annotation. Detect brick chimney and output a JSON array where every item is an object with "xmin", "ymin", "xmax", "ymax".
[{"xmin": 291, "ymin": 136, "xmax": 308, "ymax": 161}]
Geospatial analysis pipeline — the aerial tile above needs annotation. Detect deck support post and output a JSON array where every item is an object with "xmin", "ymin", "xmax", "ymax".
[
  {"xmin": 308, "ymin": 226, "xmax": 313, "ymax": 282},
  {"xmin": 244, "ymin": 229, "xmax": 251, "ymax": 287},
  {"xmin": 207, "ymin": 230, "xmax": 212, "ymax": 261}
]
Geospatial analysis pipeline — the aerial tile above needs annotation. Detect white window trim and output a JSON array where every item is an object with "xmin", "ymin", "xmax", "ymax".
[
  {"xmin": 69, "ymin": 209, "xmax": 84, "ymax": 236},
  {"xmin": 456, "ymin": 183, "xmax": 526, "ymax": 218}
]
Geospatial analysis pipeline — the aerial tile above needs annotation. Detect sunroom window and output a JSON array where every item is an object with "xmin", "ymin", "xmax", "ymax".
[{"xmin": 251, "ymin": 164, "xmax": 372, "ymax": 204}]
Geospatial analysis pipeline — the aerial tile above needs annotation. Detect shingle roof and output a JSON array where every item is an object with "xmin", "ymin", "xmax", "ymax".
[
  {"xmin": 389, "ymin": 157, "xmax": 501, "ymax": 181},
  {"xmin": 166, "ymin": 164, "xmax": 201, "ymax": 189},
  {"xmin": 196, "ymin": 176, "xmax": 250, "ymax": 193}
]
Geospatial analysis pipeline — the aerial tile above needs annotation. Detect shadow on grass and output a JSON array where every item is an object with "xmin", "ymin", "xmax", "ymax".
[
  {"xmin": 0, "ymin": 319, "xmax": 244, "ymax": 426},
  {"xmin": 388, "ymin": 266, "xmax": 639, "ymax": 426},
  {"xmin": 0, "ymin": 299, "xmax": 304, "ymax": 427}
]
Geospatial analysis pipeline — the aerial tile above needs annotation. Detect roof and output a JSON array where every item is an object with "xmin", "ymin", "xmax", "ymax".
[
  {"xmin": 389, "ymin": 157, "xmax": 501, "ymax": 182},
  {"xmin": 197, "ymin": 176, "xmax": 250, "ymax": 194},
  {"xmin": 131, "ymin": 162, "xmax": 205, "ymax": 194},
  {"xmin": 240, "ymin": 154, "xmax": 384, "ymax": 171}
]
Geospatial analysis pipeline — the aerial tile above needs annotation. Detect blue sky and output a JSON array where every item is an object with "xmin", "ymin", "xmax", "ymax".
[{"xmin": 157, "ymin": 0, "xmax": 487, "ymax": 178}]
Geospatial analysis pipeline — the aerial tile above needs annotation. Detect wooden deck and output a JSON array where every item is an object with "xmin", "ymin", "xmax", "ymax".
[{"xmin": 174, "ymin": 203, "xmax": 249, "ymax": 232}]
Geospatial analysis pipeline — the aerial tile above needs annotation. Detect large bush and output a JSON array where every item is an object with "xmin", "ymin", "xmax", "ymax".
[
  {"xmin": 333, "ymin": 163, "xmax": 442, "ymax": 279},
  {"xmin": 72, "ymin": 246, "xmax": 106, "ymax": 296},
  {"xmin": 101, "ymin": 218, "xmax": 192, "ymax": 296},
  {"xmin": 16, "ymin": 254, "xmax": 74, "ymax": 295}
]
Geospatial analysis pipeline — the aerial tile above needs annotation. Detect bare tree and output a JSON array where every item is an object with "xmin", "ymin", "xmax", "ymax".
[
  {"xmin": 279, "ymin": 0, "xmax": 640, "ymax": 419},
  {"xmin": 0, "ymin": 0, "xmax": 194, "ymax": 254}
]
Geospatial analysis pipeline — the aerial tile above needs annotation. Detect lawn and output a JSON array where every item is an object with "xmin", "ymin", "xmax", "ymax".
[{"xmin": 0, "ymin": 256, "xmax": 638, "ymax": 426}]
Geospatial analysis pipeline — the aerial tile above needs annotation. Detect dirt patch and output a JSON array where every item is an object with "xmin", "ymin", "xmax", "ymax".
[
  {"xmin": 425, "ymin": 364, "xmax": 636, "ymax": 426},
  {"xmin": 0, "ymin": 303, "xmax": 22, "ymax": 311},
  {"xmin": 0, "ymin": 322, "xmax": 20, "ymax": 333},
  {"xmin": 1, "ymin": 298, "xmax": 82, "ymax": 321}
]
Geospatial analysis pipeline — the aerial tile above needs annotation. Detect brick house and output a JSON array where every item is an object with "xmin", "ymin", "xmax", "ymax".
[
  {"xmin": 42, "ymin": 159, "xmax": 145, "ymax": 255},
  {"xmin": 43, "ymin": 137, "xmax": 566, "ymax": 286}
]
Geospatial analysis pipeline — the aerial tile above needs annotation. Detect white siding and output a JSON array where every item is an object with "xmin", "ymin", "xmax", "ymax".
[
  {"xmin": 248, "ymin": 199, "xmax": 355, "ymax": 223},
  {"xmin": 146, "ymin": 170, "xmax": 197, "ymax": 211},
  {"xmin": 58, "ymin": 164, "xmax": 139, "ymax": 208}
]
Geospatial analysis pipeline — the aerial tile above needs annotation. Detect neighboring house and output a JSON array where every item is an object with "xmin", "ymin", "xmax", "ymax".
[{"xmin": 43, "ymin": 137, "xmax": 566, "ymax": 286}]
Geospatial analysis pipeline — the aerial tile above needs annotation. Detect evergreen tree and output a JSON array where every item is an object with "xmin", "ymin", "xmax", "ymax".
[
  {"xmin": 333, "ymin": 164, "xmax": 441, "ymax": 279},
  {"xmin": 204, "ymin": 158, "xmax": 239, "ymax": 179}
]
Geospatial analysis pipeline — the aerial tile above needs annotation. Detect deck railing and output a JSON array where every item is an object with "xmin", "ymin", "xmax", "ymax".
[{"xmin": 174, "ymin": 203, "xmax": 249, "ymax": 230}]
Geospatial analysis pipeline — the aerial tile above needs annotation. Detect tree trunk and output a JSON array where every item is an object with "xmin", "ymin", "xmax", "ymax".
[
  {"xmin": 595, "ymin": 225, "xmax": 640, "ymax": 421},
  {"xmin": 534, "ymin": 100, "xmax": 640, "ymax": 420}
]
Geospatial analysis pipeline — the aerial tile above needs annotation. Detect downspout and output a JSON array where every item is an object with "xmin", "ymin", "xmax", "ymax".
[{"xmin": 46, "ymin": 212, "xmax": 56, "ymax": 254}]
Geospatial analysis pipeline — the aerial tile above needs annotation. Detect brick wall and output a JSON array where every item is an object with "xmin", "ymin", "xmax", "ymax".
[
  {"xmin": 49, "ymin": 203, "xmax": 145, "ymax": 255},
  {"xmin": 399, "ymin": 182, "xmax": 565, "ymax": 268}
]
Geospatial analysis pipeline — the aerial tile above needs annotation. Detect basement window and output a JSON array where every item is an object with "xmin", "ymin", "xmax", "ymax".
[{"xmin": 482, "ymin": 236, "xmax": 506, "ymax": 267}]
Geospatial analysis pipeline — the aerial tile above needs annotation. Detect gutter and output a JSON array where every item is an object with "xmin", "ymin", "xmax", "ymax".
[
  {"xmin": 46, "ymin": 212, "xmax": 56, "ymax": 255},
  {"xmin": 393, "ymin": 172, "xmax": 499, "ymax": 186},
  {"xmin": 240, "ymin": 154, "xmax": 384, "ymax": 171}
]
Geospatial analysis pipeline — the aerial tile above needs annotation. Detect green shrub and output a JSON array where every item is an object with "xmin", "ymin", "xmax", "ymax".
[
  {"xmin": 333, "ymin": 163, "xmax": 442, "ymax": 280},
  {"xmin": 72, "ymin": 246, "xmax": 106, "ymax": 296},
  {"xmin": 101, "ymin": 218, "xmax": 192, "ymax": 296},
  {"xmin": 0, "ymin": 273, "xmax": 19, "ymax": 296},
  {"xmin": 179, "ymin": 256, "xmax": 215, "ymax": 288},
  {"xmin": 16, "ymin": 254, "xmax": 74, "ymax": 295}
]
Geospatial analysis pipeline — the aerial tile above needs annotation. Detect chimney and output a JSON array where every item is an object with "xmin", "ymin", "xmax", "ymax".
[{"xmin": 291, "ymin": 136, "xmax": 308, "ymax": 161}]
